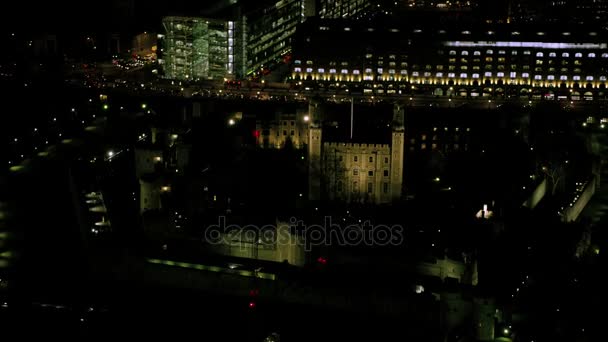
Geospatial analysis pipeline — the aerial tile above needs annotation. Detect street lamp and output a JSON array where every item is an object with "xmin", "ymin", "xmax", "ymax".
[
  {"xmin": 228, "ymin": 119, "xmax": 235, "ymax": 126},
  {"xmin": 303, "ymin": 115, "xmax": 310, "ymax": 122}
]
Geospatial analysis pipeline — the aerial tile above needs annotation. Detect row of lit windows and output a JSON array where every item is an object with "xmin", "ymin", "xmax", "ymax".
[
  {"xmin": 296, "ymin": 65, "xmax": 593, "ymax": 74},
  {"xmin": 336, "ymin": 155, "xmax": 390, "ymax": 164},
  {"xmin": 294, "ymin": 68, "xmax": 605, "ymax": 81},
  {"xmin": 412, "ymin": 143, "xmax": 465, "ymax": 151},
  {"xmin": 335, "ymin": 181, "xmax": 390, "ymax": 195},
  {"xmin": 296, "ymin": 52, "xmax": 608, "ymax": 65},
  {"xmin": 448, "ymin": 50, "xmax": 608, "ymax": 58},
  {"xmin": 316, "ymin": 26, "xmax": 602, "ymax": 37},
  {"xmin": 351, "ymin": 169, "xmax": 390, "ymax": 177}
]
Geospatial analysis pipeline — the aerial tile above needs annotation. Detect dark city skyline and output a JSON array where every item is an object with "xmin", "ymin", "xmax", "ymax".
[{"xmin": 1, "ymin": 1, "xmax": 607, "ymax": 341}]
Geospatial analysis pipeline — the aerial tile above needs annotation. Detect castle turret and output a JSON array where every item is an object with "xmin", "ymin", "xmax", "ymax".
[
  {"xmin": 308, "ymin": 98, "xmax": 323, "ymax": 201},
  {"xmin": 390, "ymin": 103, "xmax": 405, "ymax": 201}
]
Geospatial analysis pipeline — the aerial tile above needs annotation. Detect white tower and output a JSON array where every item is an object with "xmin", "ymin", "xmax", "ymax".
[
  {"xmin": 390, "ymin": 103, "xmax": 405, "ymax": 201},
  {"xmin": 308, "ymin": 99, "xmax": 323, "ymax": 201}
]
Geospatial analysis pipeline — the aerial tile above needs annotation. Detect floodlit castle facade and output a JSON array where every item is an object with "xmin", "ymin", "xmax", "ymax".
[{"xmin": 308, "ymin": 100, "xmax": 405, "ymax": 204}]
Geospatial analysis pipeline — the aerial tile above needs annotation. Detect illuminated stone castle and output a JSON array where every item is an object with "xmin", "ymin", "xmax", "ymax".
[
  {"xmin": 308, "ymin": 100, "xmax": 405, "ymax": 203},
  {"xmin": 255, "ymin": 110, "xmax": 310, "ymax": 149}
]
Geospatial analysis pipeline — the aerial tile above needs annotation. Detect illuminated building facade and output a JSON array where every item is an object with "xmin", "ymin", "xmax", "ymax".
[
  {"xmin": 308, "ymin": 101, "xmax": 404, "ymax": 204},
  {"xmin": 161, "ymin": 2, "xmax": 372, "ymax": 80},
  {"xmin": 255, "ymin": 110, "xmax": 310, "ymax": 149},
  {"xmin": 240, "ymin": 0, "xmax": 304, "ymax": 77},
  {"xmin": 291, "ymin": 19, "xmax": 608, "ymax": 100},
  {"xmin": 160, "ymin": 17, "xmax": 235, "ymax": 80},
  {"xmin": 310, "ymin": 0, "xmax": 372, "ymax": 18}
]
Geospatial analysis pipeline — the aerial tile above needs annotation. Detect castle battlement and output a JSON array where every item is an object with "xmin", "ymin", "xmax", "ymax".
[{"xmin": 323, "ymin": 142, "xmax": 390, "ymax": 150}]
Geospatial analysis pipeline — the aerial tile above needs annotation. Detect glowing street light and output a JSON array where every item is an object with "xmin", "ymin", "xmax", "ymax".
[
  {"xmin": 228, "ymin": 119, "xmax": 235, "ymax": 126},
  {"xmin": 107, "ymin": 151, "xmax": 114, "ymax": 158},
  {"xmin": 303, "ymin": 115, "xmax": 310, "ymax": 122},
  {"xmin": 141, "ymin": 103, "xmax": 147, "ymax": 109}
]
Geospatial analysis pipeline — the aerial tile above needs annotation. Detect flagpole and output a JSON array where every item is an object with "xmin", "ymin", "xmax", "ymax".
[{"xmin": 350, "ymin": 96, "xmax": 354, "ymax": 140}]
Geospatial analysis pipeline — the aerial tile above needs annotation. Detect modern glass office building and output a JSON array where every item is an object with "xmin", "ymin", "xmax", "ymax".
[
  {"xmin": 160, "ymin": 17, "xmax": 234, "ymax": 80},
  {"xmin": 160, "ymin": 1, "xmax": 373, "ymax": 80}
]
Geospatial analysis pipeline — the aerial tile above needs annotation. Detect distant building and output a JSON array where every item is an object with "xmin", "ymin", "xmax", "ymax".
[
  {"xmin": 305, "ymin": 0, "xmax": 371, "ymax": 19},
  {"xmin": 255, "ymin": 110, "xmax": 310, "ymax": 149},
  {"xmin": 291, "ymin": 19, "xmax": 608, "ymax": 100},
  {"xmin": 208, "ymin": 219, "xmax": 306, "ymax": 266},
  {"xmin": 308, "ymin": 100, "xmax": 405, "ymax": 203},
  {"xmin": 160, "ymin": 17, "xmax": 233, "ymax": 80},
  {"xmin": 160, "ymin": 1, "xmax": 372, "ymax": 80},
  {"xmin": 132, "ymin": 32, "xmax": 157, "ymax": 59}
]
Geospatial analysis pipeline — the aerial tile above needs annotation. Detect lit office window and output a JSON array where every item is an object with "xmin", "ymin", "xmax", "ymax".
[
  {"xmin": 448, "ymin": 73, "xmax": 455, "ymax": 78},
  {"xmin": 511, "ymin": 50, "xmax": 518, "ymax": 55},
  {"xmin": 295, "ymin": 60, "xmax": 302, "ymax": 65},
  {"xmin": 560, "ymin": 75, "xmax": 568, "ymax": 80},
  {"xmin": 353, "ymin": 70, "xmax": 360, "ymax": 75},
  {"xmin": 341, "ymin": 69, "xmax": 348, "ymax": 74},
  {"xmin": 365, "ymin": 68, "xmax": 372, "ymax": 73},
  {"xmin": 497, "ymin": 72, "xmax": 504, "ymax": 78},
  {"xmin": 510, "ymin": 72, "xmax": 516, "ymax": 78},
  {"xmin": 294, "ymin": 67, "xmax": 301, "ymax": 72},
  {"xmin": 523, "ymin": 50, "xmax": 531, "ymax": 55},
  {"xmin": 400, "ymin": 70, "xmax": 407, "ymax": 75},
  {"xmin": 547, "ymin": 75, "xmax": 555, "ymax": 80},
  {"xmin": 449, "ymin": 50, "xmax": 456, "ymax": 55},
  {"xmin": 484, "ymin": 72, "xmax": 492, "ymax": 77},
  {"xmin": 389, "ymin": 69, "xmax": 396, "ymax": 74},
  {"xmin": 460, "ymin": 73, "xmax": 467, "ymax": 78},
  {"xmin": 436, "ymin": 72, "xmax": 444, "ymax": 77},
  {"xmin": 329, "ymin": 69, "xmax": 336, "ymax": 73},
  {"xmin": 306, "ymin": 68, "xmax": 313, "ymax": 73},
  {"xmin": 586, "ymin": 76, "xmax": 594, "ymax": 81},
  {"xmin": 412, "ymin": 71, "xmax": 419, "ymax": 77},
  {"xmin": 363, "ymin": 75, "xmax": 373, "ymax": 80},
  {"xmin": 549, "ymin": 52, "xmax": 556, "ymax": 57},
  {"xmin": 534, "ymin": 75, "xmax": 542, "ymax": 80},
  {"xmin": 474, "ymin": 51, "xmax": 481, "ymax": 56},
  {"xmin": 573, "ymin": 75, "xmax": 581, "ymax": 80},
  {"xmin": 522, "ymin": 73, "xmax": 529, "ymax": 78},
  {"xmin": 486, "ymin": 49, "xmax": 493, "ymax": 55},
  {"xmin": 424, "ymin": 72, "xmax": 431, "ymax": 77},
  {"xmin": 462, "ymin": 51, "xmax": 469, "ymax": 56},
  {"xmin": 575, "ymin": 53, "xmax": 582, "ymax": 58},
  {"xmin": 602, "ymin": 53, "xmax": 608, "ymax": 58},
  {"xmin": 589, "ymin": 53, "xmax": 596, "ymax": 58},
  {"xmin": 562, "ymin": 52, "xmax": 570, "ymax": 58},
  {"xmin": 498, "ymin": 50, "xmax": 506, "ymax": 55},
  {"xmin": 536, "ymin": 52, "xmax": 544, "ymax": 57},
  {"xmin": 472, "ymin": 73, "xmax": 479, "ymax": 78},
  {"xmin": 318, "ymin": 68, "xmax": 325, "ymax": 73},
  {"xmin": 377, "ymin": 68, "xmax": 383, "ymax": 73},
  {"xmin": 600, "ymin": 76, "xmax": 607, "ymax": 81}
]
